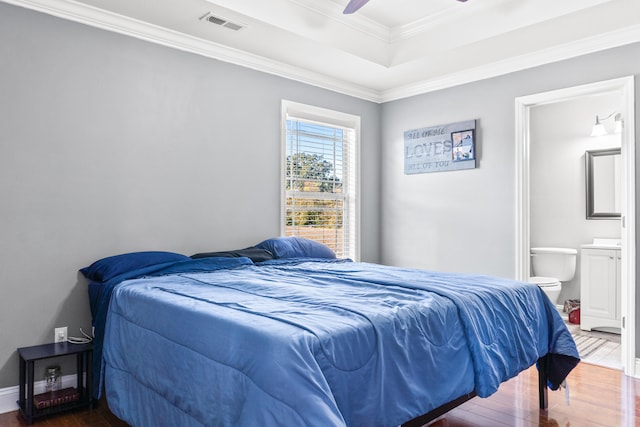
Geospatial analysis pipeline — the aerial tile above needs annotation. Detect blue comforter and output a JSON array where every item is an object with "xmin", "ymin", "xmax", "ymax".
[{"xmin": 99, "ymin": 258, "xmax": 578, "ymax": 427}]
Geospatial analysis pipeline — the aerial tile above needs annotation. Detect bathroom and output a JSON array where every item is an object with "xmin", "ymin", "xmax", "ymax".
[{"xmin": 529, "ymin": 90, "xmax": 623, "ymax": 367}]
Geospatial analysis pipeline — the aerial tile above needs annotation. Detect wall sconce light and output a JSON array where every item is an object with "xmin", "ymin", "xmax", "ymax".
[{"xmin": 591, "ymin": 112, "xmax": 622, "ymax": 136}]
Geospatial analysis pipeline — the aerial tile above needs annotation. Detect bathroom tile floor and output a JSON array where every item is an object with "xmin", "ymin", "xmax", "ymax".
[{"xmin": 565, "ymin": 320, "xmax": 622, "ymax": 370}]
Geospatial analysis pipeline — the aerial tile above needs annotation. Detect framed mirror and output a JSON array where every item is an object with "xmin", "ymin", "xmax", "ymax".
[{"xmin": 585, "ymin": 148, "xmax": 621, "ymax": 219}]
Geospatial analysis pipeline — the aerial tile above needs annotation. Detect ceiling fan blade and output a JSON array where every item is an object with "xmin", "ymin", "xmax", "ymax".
[{"xmin": 343, "ymin": 0, "xmax": 370, "ymax": 14}]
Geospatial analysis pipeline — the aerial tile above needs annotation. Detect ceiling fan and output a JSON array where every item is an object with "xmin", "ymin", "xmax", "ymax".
[{"xmin": 343, "ymin": 0, "xmax": 468, "ymax": 15}]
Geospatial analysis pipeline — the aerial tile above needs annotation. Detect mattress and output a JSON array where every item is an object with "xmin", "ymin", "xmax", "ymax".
[{"xmin": 95, "ymin": 257, "xmax": 579, "ymax": 427}]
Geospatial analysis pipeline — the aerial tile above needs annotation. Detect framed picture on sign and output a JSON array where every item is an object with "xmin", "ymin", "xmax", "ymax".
[
  {"xmin": 404, "ymin": 119, "xmax": 476, "ymax": 174},
  {"xmin": 451, "ymin": 129, "xmax": 475, "ymax": 162}
]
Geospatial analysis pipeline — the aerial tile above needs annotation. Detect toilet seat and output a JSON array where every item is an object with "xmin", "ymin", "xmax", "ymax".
[{"xmin": 528, "ymin": 276, "xmax": 561, "ymax": 287}]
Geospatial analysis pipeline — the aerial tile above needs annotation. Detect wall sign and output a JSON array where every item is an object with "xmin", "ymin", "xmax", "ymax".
[{"xmin": 404, "ymin": 120, "xmax": 476, "ymax": 174}]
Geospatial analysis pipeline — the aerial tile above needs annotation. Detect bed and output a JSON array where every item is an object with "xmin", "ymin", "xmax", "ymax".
[{"xmin": 82, "ymin": 237, "xmax": 579, "ymax": 427}]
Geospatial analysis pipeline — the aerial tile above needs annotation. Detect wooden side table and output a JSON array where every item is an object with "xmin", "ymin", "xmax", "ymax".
[{"xmin": 17, "ymin": 342, "xmax": 93, "ymax": 425}]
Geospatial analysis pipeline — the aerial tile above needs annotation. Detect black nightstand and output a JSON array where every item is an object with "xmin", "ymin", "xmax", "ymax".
[{"xmin": 17, "ymin": 342, "xmax": 93, "ymax": 425}]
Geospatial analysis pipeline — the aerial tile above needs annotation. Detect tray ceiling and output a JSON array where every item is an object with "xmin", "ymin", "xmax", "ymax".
[{"xmin": 4, "ymin": 0, "xmax": 640, "ymax": 102}]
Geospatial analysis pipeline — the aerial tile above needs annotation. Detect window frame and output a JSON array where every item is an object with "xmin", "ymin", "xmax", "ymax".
[{"xmin": 280, "ymin": 100, "xmax": 361, "ymax": 261}]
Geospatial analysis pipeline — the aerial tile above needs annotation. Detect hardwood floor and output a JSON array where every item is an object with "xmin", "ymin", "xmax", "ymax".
[
  {"xmin": 432, "ymin": 363, "xmax": 639, "ymax": 427},
  {"xmin": 0, "ymin": 362, "xmax": 637, "ymax": 426},
  {"xmin": 0, "ymin": 396, "xmax": 127, "ymax": 427}
]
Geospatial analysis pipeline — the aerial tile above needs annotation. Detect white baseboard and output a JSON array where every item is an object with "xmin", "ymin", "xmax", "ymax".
[
  {"xmin": 0, "ymin": 374, "xmax": 79, "ymax": 414},
  {"xmin": 0, "ymin": 384, "xmax": 19, "ymax": 414}
]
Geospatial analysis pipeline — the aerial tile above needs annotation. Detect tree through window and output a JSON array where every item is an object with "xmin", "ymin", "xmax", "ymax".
[{"xmin": 282, "ymin": 101, "xmax": 359, "ymax": 260}]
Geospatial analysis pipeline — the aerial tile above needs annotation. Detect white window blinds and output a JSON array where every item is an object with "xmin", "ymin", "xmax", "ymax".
[{"xmin": 282, "ymin": 102, "xmax": 359, "ymax": 260}]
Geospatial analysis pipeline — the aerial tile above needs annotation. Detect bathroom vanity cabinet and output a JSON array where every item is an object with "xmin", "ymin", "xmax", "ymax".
[{"xmin": 580, "ymin": 245, "xmax": 621, "ymax": 332}]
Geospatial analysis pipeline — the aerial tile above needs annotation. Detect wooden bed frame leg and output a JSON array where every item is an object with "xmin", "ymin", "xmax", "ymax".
[{"xmin": 538, "ymin": 356, "xmax": 549, "ymax": 410}]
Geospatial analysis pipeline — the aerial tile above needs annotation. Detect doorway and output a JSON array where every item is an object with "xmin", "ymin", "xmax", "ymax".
[{"xmin": 515, "ymin": 76, "xmax": 636, "ymax": 377}]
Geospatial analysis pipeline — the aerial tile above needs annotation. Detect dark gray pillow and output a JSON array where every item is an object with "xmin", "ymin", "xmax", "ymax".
[{"xmin": 190, "ymin": 247, "xmax": 274, "ymax": 263}]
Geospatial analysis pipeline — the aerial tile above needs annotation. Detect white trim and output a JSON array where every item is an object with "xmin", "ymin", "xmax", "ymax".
[
  {"xmin": 281, "ymin": 100, "xmax": 361, "ymax": 261},
  {"xmin": 0, "ymin": 384, "xmax": 19, "ymax": 414},
  {"xmin": 3, "ymin": 0, "xmax": 640, "ymax": 103},
  {"xmin": 1, "ymin": 0, "xmax": 381, "ymax": 102},
  {"xmin": 389, "ymin": 6, "xmax": 464, "ymax": 43},
  {"xmin": 514, "ymin": 95, "xmax": 531, "ymax": 283},
  {"xmin": 381, "ymin": 25, "xmax": 640, "ymax": 103},
  {"xmin": 0, "ymin": 373, "xmax": 79, "ymax": 414},
  {"xmin": 288, "ymin": 0, "xmax": 389, "ymax": 43},
  {"xmin": 208, "ymin": 0, "xmax": 472, "ymax": 44},
  {"xmin": 620, "ymin": 77, "xmax": 637, "ymax": 378},
  {"xmin": 515, "ymin": 76, "xmax": 636, "ymax": 377}
]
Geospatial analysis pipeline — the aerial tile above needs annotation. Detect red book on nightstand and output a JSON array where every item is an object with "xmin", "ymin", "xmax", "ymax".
[{"xmin": 33, "ymin": 387, "xmax": 80, "ymax": 409}]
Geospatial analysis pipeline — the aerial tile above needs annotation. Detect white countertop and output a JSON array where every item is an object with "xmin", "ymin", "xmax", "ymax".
[{"xmin": 581, "ymin": 238, "xmax": 621, "ymax": 250}]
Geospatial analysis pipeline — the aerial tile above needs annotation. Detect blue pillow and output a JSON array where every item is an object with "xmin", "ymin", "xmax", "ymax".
[
  {"xmin": 80, "ymin": 251, "xmax": 190, "ymax": 282},
  {"xmin": 255, "ymin": 237, "xmax": 336, "ymax": 259}
]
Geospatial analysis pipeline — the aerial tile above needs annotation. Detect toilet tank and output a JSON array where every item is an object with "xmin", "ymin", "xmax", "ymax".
[{"xmin": 530, "ymin": 247, "xmax": 577, "ymax": 281}]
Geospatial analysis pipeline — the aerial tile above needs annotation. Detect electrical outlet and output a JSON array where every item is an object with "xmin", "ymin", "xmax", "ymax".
[{"xmin": 54, "ymin": 327, "xmax": 67, "ymax": 343}]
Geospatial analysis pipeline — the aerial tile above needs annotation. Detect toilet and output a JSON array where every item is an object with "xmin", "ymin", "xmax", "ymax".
[{"xmin": 529, "ymin": 247, "xmax": 577, "ymax": 305}]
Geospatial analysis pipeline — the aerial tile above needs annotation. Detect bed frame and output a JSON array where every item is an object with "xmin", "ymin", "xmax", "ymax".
[
  {"xmin": 401, "ymin": 356, "xmax": 549, "ymax": 427},
  {"xmin": 90, "ymin": 247, "xmax": 573, "ymax": 426}
]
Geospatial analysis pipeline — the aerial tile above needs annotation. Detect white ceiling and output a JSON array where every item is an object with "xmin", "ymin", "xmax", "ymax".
[{"xmin": 5, "ymin": 0, "xmax": 640, "ymax": 102}]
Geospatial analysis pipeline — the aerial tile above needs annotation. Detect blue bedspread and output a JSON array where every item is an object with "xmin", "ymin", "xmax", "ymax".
[{"xmin": 99, "ymin": 258, "xmax": 578, "ymax": 427}]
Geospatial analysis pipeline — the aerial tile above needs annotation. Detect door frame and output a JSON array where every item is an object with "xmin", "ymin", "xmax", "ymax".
[{"xmin": 515, "ymin": 76, "xmax": 636, "ymax": 377}]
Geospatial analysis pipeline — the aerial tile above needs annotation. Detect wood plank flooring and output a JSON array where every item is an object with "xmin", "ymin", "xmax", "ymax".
[
  {"xmin": 0, "ymin": 362, "xmax": 637, "ymax": 426},
  {"xmin": 433, "ymin": 362, "xmax": 639, "ymax": 427},
  {"xmin": 0, "ymin": 396, "xmax": 127, "ymax": 427}
]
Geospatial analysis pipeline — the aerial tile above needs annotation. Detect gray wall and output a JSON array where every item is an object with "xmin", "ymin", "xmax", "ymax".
[
  {"xmin": 0, "ymin": 3, "xmax": 381, "ymax": 388},
  {"xmin": 530, "ymin": 94, "xmax": 622, "ymax": 303},
  {"xmin": 381, "ymin": 80, "xmax": 517, "ymax": 276},
  {"xmin": 381, "ymin": 42, "xmax": 640, "ymax": 355}
]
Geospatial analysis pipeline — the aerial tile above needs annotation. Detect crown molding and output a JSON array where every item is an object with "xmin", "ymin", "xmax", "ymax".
[
  {"xmin": 288, "ymin": 0, "xmax": 390, "ymax": 43},
  {"xmin": 390, "ymin": 6, "xmax": 462, "ymax": 43},
  {"xmin": 380, "ymin": 24, "xmax": 640, "ymax": 103},
  {"xmin": 3, "ymin": 0, "xmax": 640, "ymax": 104},
  {"xmin": 2, "ymin": 0, "xmax": 382, "ymax": 102}
]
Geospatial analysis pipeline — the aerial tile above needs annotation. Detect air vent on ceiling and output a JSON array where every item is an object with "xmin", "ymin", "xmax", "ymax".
[{"xmin": 199, "ymin": 12, "xmax": 246, "ymax": 31}]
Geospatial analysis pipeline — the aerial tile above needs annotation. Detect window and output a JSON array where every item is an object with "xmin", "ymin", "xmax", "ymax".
[{"xmin": 281, "ymin": 101, "xmax": 360, "ymax": 260}]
